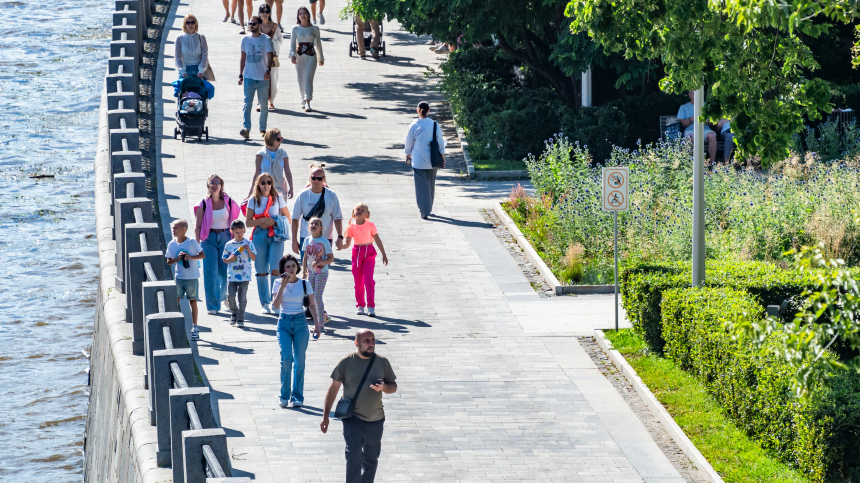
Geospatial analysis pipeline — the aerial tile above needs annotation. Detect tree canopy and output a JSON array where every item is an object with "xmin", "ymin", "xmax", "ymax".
[{"xmin": 567, "ymin": 0, "xmax": 833, "ymax": 166}]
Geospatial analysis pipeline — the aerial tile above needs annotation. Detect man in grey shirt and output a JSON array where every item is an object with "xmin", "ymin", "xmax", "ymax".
[{"xmin": 321, "ymin": 329, "xmax": 397, "ymax": 482}]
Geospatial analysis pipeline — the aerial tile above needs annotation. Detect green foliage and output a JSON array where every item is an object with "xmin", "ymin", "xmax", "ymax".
[
  {"xmin": 437, "ymin": 47, "xmax": 627, "ymax": 162},
  {"xmin": 733, "ymin": 245, "xmax": 860, "ymax": 397},
  {"xmin": 608, "ymin": 92, "xmax": 689, "ymax": 149},
  {"xmin": 511, "ymin": 136, "xmax": 860, "ymax": 287},
  {"xmin": 621, "ymin": 261, "xmax": 812, "ymax": 352},
  {"xmin": 605, "ymin": 329, "xmax": 813, "ymax": 483},
  {"xmin": 828, "ymin": 83, "xmax": 860, "ymax": 110},
  {"xmin": 567, "ymin": 0, "xmax": 833, "ymax": 167},
  {"xmin": 660, "ymin": 286, "xmax": 860, "ymax": 481},
  {"xmin": 793, "ymin": 116, "xmax": 860, "ymax": 162}
]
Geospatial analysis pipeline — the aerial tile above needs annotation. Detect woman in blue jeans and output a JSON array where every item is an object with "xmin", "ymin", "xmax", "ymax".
[
  {"xmin": 272, "ymin": 255, "xmax": 318, "ymax": 408},
  {"xmin": 245, "ymin": 173, "xmax": 290, "ymax": 313},
  {"xmin": 195, "ymin": 175, "xmax": 241, "ymax": 314}
]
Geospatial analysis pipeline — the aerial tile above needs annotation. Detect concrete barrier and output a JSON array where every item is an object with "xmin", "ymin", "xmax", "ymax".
[{"xmin": 84, "ymin": 0, "xmax": 247, "ymax": 479}]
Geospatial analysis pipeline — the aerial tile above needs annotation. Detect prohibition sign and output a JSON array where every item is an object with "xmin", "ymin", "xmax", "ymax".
[
  {"xmin": 607, "ymin": 171, "xmax": 625, "ymax": 188},
  {"xmin": 606, "ymin": 190, "xmax": 625, "ymax": 208}
]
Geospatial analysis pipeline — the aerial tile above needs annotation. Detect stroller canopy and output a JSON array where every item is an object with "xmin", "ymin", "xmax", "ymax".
[{"xmin": 172, "ymin": 75, "xmax": 214, "ymax": 99}]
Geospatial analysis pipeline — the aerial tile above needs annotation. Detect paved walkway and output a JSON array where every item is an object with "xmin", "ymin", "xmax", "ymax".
[{"xmin": 155, "ymin": 1, "xmax": 683, "ymax": 481}]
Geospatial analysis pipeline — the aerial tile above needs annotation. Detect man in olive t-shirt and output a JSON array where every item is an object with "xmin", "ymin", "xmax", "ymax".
[{"xmin": 321, "ymin": 329, "xmax": 397, "ymax": 482}]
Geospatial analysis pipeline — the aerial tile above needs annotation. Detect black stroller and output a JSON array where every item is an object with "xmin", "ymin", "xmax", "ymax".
[
  {"xmin": 173, "ymin": 75, "xmax": 209, "ymax": 142},
  {"xmin": 349, "ymin": 18, "xmax": 386, "ymax": 57}
]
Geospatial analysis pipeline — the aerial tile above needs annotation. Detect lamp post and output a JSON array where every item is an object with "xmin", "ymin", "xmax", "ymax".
[{"xmin": 692, "ymin": 86, "xmax": 705, "ymax": 287}]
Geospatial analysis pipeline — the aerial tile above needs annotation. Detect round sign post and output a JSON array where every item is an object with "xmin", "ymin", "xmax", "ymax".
[{"xmin": 602, "ymin": 167, "xmax": 629, "ymax": 331}]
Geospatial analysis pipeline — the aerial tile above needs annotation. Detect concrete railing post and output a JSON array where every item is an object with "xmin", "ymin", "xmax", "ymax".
[
  {"xmin": 182, "ymin": 429, "xmax": 232, "ymax": 482},
  {"xmin": 152, "ymin": 348, "xmax": 194, "ymax": 466},
  {"xmin": 111, "ymin": 172, "xmax": 146, "ymax": 215},
  {"xmin": 169, "ymin": 388, "xmax": 214, "ymax": 483},
  {"xmin": 144, "ymin": 311, "xmax": 184, "ymax": 417},
  {"xmin": 119, "ymin": 221, "xmax": 160, "ymax": 292},
  {"xmin": 126, "ymin": 251, "xmax": 164, "ymax": 354},
  {"xmin": 113, "ymin": 197, "xmax": 152, "ymax": 284}
]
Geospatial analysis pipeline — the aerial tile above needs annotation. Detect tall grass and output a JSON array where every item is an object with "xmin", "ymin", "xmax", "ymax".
[{"xmin": 505, "ymin": 136, "xmax": 860, "ymax": 284}]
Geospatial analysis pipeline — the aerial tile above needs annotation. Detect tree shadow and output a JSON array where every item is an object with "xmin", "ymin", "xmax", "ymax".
[
  {"xmin": 426, "ymin": 214, "xmax": 493, "ymax": 229},
  {"xmin": 303, "ymin": 154, "xmax": 411, "ymax": 177},
  {"xmin": 279, "ymin": 109, "xmax": 367, "ymax": 120},
  {"xmin": 197, "ymin": 339, "xmax": 256, "ymax": 355},
  {"xmin": 282, "ymin": 138, "xmax": 330, "ymax": 149}
]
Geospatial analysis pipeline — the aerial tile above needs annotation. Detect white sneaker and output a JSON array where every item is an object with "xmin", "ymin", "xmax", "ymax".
[
  {"xmin": 207, "ymin": 310, "xmax": 218, "ymax": 315},
  {"xmin": 312, "ymin": 19, "xmax": 317, "ymax": 25},
  {"xmin": 301, "ymin": 100, "xmax": 306, "ymax": 110},
  {"xmin": 279, "ymin": 398, "xmax": 289, "ymax": 408},
  {"xmin": 367, "ymin": 307, "xmax": 376, "ymax": 317},
  {"xmin": 356, "ymin": 306, "xmax": 365, "ymax": 316},
  {"xmin": 262, "ymin": 304, "xmax": 272, "ymax": 314},
  {"xmin": 191, "ymin": 327, "xmax": 200, "ymax": 340},
  {"xmin": 319, "ymin": 12, "xmax": 325, "ymax": 24}
]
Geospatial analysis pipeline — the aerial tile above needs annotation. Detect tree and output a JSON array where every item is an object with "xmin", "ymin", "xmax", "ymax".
[{"xmin": 567, "ymin": 0, "xmax": 832, "ymax": 166}]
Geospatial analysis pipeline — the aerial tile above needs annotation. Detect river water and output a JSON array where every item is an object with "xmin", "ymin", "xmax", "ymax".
[{"xmin": 0, "ymin": 0, "xmax": 110, "ymax": 480}]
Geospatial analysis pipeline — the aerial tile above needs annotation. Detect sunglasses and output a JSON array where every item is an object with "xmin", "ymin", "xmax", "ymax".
[
  {"xmin": 276, "ymin": 137, "xmax": 283, "ymax": 142},
  {"xmin": 208, "ymin": 180, "xmax": 221, "ymax": 185},
  {"xmin": 249, "ymin": 22, "xmax": 259, "ymax": 26},
  {"xmin": 310, "ymin": 176, "xmax": 325, "ymax": 181},
  {"xmin": 260, "ymin": 180, "xmax": 272, "ymax": 186},
  {"xmin": 261, "ymin": 10, "xmax": 271, "ymax": 13},
  {"xmin": 185, "ymin": 20, "xmax": 196, "ymax": 24}
]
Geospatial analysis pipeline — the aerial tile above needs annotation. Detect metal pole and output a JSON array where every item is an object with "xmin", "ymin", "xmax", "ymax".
[
  {"xmin": 614, "ymin": 211, "xmax": 619, "ymax": 331},
  {"xmin": 692, "ymin": 86, "xmax": 706, "ymax": 287},
  {"xmin": 581, "ymin": 66, "xmax": 592, "ymax": 108}
]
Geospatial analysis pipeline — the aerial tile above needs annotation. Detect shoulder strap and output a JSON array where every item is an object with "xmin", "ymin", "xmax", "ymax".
[
  {"xmin": 432, "ymin": 122, "xmax": 437, "ymax": 142},
  {"xmin": 349, "ymin": 354, "xmax": 377, "ymax": 412},
  {"xmin": 301, "ymin": 279, "xmax": 307, "ymax": 295}
]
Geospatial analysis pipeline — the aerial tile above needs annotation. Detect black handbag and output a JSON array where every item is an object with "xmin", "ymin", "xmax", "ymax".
[
  {"xmin": 301, "ymin": 279, "xmax": 309, "ymax": 307},
  {"xmin": 430, "ymin": 122, "xmax": 444, "ymax": 168},
  {"xmin": 303, "ymin": 188, "xmax": 326, "ymax": 221},
  {"xmin": 334, "ymin": 354, "xmax": 377, "ymax": 419}
]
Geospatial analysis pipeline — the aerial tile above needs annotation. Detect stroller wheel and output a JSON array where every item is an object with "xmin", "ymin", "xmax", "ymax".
[
  {"xmin": 173, "ymin": 127, "xmax": 179, "ymax": 139},
  {"xmin": 181, "ymin": 131, "xmax": 186, "ymax": 142},
  {"xmin": 205, "ymin": 127, "xmax": 209, "ymax": 141},
  {"xmin": 349, "ymin": 42, "xmax": 353, "ymax": 57},
  {"xmin": 382, "ymin": 41, "xmax": 386, "ymax": 57}
]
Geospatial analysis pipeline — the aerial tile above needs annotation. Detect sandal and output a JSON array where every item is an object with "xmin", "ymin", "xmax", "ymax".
[{"xmin": 256, "ymin": 106, "xmax": 261, "ymax": 112}]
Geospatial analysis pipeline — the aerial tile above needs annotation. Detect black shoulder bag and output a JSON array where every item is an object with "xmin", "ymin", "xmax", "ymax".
[
  {"xmin": 303, "ymin": 188, "xmax": 326, "ymax": 220},
  {"xmin": 301, "ymin": 279, "xmax": 310, "ymax": 307},
  {"xmin": 429, "ymin": 122, "xmax": 444, "ymax": 168},
  {"xmin": 334, "ymin": 354, "xmax": 377, "ymax": 419}
]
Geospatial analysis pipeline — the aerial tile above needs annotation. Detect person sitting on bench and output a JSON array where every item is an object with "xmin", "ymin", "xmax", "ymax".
[{"xmin": 677, "ymin": 89, "xmax": 717, "ymax": 161}]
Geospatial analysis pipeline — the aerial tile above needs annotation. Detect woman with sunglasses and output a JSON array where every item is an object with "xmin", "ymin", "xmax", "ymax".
[
  {"xmin": 256, "ymin": 3, "xmax": 282, "ymax": 111},
  {"xmin": 289, "ymin": 6, "xmax": 324, "ymax": 112},
  {"xmin": 246, "ymin": 173, "xmax": 291, "ymax": 313},
  {"xmin": 195, "ymin": 175, "xmax": 242, "ymax": 314},
  {"xmin": 175, "ymin": 14, "xmax": 210, "ymax": 80},
  {"xmin": 247, "ymin": 128, "xmax": 293, "ymax": 199}
]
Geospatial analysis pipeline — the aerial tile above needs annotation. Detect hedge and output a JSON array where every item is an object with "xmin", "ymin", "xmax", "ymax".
[
  {"xmin": 660, "ymin": 287, "xmax": 860, "ymax": 482},
  {"xmin": 620, "ymin": 260, "xmax": 813, "ymax": 352}
]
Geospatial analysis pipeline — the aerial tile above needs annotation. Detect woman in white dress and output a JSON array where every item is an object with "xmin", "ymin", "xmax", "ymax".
[
  {"xmin": 174, "ymin": 14, "xmax": 210, "ymax": 80},
  {"xmin": 257, "ymin": 3, "xmax": 282, "ymax": 111},
  {"xmin": 289, "ymin": 6, "xmax": 324, "ymax": 112}
]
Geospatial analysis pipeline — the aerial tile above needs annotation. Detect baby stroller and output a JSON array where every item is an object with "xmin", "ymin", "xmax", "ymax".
[
  {"xmin": 173, "ymin": 75, "xmax": 209, "ymax": 142},
  {"xmin": 349, "ymin": 18, "xmax": 386, "ymax": 57}
]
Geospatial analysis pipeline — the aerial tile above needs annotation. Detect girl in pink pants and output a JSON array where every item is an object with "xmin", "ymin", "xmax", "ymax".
[{"xmin": 341, "ymin": 202, "xmax": 388, "ymax": 317}]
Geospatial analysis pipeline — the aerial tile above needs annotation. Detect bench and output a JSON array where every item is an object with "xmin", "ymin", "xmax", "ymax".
[{"xmin": 660, "ymin": 115, "xmax": 731, "ymax": 162}]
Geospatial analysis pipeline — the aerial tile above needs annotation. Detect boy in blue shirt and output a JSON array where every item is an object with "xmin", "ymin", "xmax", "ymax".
[{"xmin": 222, "ymin": 220, "xmax": 257, "ymax": 327}]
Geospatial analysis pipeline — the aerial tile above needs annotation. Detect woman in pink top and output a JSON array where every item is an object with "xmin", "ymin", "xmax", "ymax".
[
  {"xmin": 339, "ymin": 202, "xmax": 388, "ymax": 317},
  {"xmin": 195, "ymin": 175, "xmax": 242, "ymax": 314}
]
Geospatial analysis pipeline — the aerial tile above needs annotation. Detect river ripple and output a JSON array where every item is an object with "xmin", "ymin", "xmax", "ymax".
[{"xmin": 0, "ymin": 0, "xmax": 110, "ymax": 480}]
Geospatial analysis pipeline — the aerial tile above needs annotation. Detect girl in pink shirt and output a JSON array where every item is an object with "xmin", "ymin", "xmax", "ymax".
[{"xmin": 340, "ymin": 202, "xmax": 388, "ymax": 316}]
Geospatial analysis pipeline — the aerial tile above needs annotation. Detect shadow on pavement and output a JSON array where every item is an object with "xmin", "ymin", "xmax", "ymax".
[{"xmin": 427, "ymin": 215, "xmax": 492, "ymax": 229}]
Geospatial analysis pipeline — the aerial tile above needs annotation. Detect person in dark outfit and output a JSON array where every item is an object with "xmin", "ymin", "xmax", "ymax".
[{"xmin": 321, "ymin": 329, "xmax": 397, "ymax": 482}]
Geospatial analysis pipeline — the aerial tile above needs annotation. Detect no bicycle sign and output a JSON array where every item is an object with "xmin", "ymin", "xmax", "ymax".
[{"xmin": 601, "ymin": 167, "xmax": 629, "ymax": 212}]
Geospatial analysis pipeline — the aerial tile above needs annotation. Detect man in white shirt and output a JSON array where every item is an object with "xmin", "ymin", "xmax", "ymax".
[
  {"xmin": 404, "ymin": 101, "xmax": 446, "ymax": 219},
  {"xmin": 677, "ymin": 89, "xmax": 717, "ymax": 162},
  {"xmin": 238, "ymin": 16, "xmax": 274, "ymax": 139},
  {"xmin": 291, "ymin": 164, "xmax": 344, "ymax": 256}
]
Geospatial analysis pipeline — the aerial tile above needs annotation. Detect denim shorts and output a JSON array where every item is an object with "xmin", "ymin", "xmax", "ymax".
[{"xmin": 176, "ymin": 278, "xmax": 199, "ymax": 300}]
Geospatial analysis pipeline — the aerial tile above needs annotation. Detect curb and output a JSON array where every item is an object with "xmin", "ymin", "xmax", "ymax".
[
  {"xmin": 493, "ymin": 202, "xmax": 615, "ymax": 295},
  {"xmin": 593, "ymin": 330, "xmax": 724, "ymax": 483},
  {"xmin": 454, "ymin": 126, "xmax": 477, "ymax": 180}
]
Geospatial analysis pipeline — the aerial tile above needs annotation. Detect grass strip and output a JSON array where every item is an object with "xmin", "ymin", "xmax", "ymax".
[
  {"xmin": 603, "ymin": 329, "xmax": 810, "ymax": 483},
  {"xmin": 470, "ymin": 158, "xmax": 527, "ymax": 171}
]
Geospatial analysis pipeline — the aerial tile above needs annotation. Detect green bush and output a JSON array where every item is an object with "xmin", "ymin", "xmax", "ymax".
[
  {"xmin": 660, "ymin": 287, "xmax": 860, "ymax": 482},
  {"xmin": 621, "ymin": 260, "xmax": 813, "ymax": 352},
  {"xmin": 609, "ymin": 92, "xmax": 688, "ymax": 149},
  {"xmin": 436, "ymin": 47, "xmax": 627, "ymax": 163}
]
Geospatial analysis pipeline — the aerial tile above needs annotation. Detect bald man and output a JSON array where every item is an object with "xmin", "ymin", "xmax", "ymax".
[{"xmin": 321, "ymin": 329, "xmax": 397, "ymax": 482}]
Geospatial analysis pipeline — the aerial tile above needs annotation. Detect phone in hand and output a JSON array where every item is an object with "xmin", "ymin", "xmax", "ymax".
[{"xmin": 373, "ymin": 379, "xmax": 383, "ymax": 386}]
